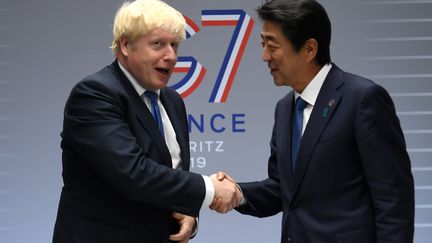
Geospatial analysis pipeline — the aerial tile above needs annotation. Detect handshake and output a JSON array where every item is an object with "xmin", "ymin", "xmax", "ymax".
[{"xmin": 209, "ymin": 172, "xmax": 243, "ymax": 213}]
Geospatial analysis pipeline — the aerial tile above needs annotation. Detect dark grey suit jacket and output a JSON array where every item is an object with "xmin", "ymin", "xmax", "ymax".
[
  {"xmin": 237, "ymin": 64, "xmax": 414, "ymax": 243},
  {"xmin": 53, "ymin": 61, "xmax": 205, "ymax": 243}
]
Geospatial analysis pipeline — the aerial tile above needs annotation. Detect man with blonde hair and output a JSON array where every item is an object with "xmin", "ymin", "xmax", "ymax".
[{"xmin": 53, "ymin": 1, "xmax": 241, "ymax": 242}]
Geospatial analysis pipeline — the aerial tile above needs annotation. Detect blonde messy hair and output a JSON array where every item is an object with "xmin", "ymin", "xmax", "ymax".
[{"xmin": 111, "ymin": 0, "xmax": 186, "ymax": 54}]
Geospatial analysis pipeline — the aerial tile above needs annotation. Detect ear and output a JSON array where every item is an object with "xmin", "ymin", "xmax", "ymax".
[
  {"xmin": 119, "ymin": 37, "xmax": 129, "ymax": 57},
  {"xmin": 303, "ymin": 38, "xmax": 318, "ymax": 63}
]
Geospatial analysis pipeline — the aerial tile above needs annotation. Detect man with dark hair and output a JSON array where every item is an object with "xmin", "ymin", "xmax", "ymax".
[{"xmin": 212, "ymin": 0, "xmax": 415, "ymax": 242}]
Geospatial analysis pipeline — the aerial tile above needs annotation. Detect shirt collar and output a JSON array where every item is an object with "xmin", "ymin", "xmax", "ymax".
[
  {"xmin": 294, "ymin": 63, "xmax": 332, "ymax": 106},
  {"xmin": 118, "ymin": 60, "xmax": 160, "ymax": 97}
]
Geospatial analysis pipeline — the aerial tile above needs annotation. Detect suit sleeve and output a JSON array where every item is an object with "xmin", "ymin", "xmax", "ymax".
[
  {"xmin": 62, "ymin": 80, "xmax": 205, "ymax": 217},
  {"xmin": 236, "ymin": 101, "xmax": 283, "ymax": 217},
  {"xmin": 355, "ymin": 84, "xmax": 415, "ymax": 242}
]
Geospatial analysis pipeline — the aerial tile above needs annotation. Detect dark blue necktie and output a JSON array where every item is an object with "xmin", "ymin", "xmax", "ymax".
[
  {"xmin": 291, "ymin": 96, "xmax": 308, "ymax": 174},
  {"xmin": 144, "ymin": 91, "xmax": 164, "ymax": 137}
]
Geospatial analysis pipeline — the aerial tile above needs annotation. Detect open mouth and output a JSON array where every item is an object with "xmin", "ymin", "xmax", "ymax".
[
  {"xmin": 268, "ymin": 65, "xmax": 277, "ymax": 72},
  {"xmin": 156, "ymin": 67, "xmax": 170, "ymax": 75}
]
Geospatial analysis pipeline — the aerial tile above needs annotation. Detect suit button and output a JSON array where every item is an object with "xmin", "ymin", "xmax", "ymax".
[{"xmin": 290, "ymin": 202, "xmax": 298, "ymax": 209}]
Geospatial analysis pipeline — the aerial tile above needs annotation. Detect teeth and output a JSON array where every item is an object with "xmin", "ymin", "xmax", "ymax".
[{"xmin": 156, "ymin": 68, "xmax": 169, "ymax": 74}]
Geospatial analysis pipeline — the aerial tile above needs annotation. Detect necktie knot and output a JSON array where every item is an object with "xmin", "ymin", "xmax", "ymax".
[
  {"xmin": 296, "ymin": 97, "xmax": 308, "ymax": 111},
  {"xmin": 144, "ymin": 90, "xmax": 158, "ymax": 101}
]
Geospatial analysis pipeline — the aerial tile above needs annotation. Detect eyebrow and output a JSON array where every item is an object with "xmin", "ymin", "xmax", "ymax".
[{"xmin": 261, "ymin": 33, "xmax": 276, "ymax": 42}]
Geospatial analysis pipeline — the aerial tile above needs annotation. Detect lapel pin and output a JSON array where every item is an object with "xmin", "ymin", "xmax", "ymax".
[
  {"xmin": 328, "ymin": 99, "xmax": 335, "ymax": 107},
  {"xmin": 322, "ymin": 107, "xmax": 329, "ymax": 118},
  {"xmin": 323, "ymin": 99, "xmax": 335, "ymax": 118}
]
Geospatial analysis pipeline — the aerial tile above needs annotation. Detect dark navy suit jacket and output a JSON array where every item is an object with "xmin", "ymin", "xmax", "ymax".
[
  {"xmin": 53, "ymin": 61, "xmax": 205, "ymax": 243},
  {"xmin": 237, "ymin": 65, "xmax": 414, "ymax": 243}
]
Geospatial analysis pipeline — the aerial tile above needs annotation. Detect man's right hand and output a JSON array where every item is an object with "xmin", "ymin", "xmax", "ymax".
[{"xmin": 209, "ymin": 172, "xmax": 243, "ymax": 213}]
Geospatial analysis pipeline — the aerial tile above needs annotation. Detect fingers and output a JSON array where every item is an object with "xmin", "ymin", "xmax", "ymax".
[
  {"xmin": 215, "ymin": 184, "xmax": 242, "ymax": 213},
  {"xmin": 215, "ymin": 171, "xmax": 235, "ymax": 183},
  {"xmin": 209, "ymin": 197, "xmax": 222, "ymax": 210},
  {"xmin": 209, "ymin": 172, "xmax": 243, "ymax": 213},
  {"xmin": 171, "ymin": 212, "xmax": 183, "ymax": 221},
  {"xmin": 209, "ymin": 197, "xmax": 229, "ymax": 213},
  {"xmin": 169, "ymin": 229, "xmax": 188, "ymax": 242},
  {"xmin": 214, "ymin": 200, "xmax": 231, "ymax": 214},
  {"xmin": 169, "ymin": 213, "xmax": 194, "ymax": 242},
  {"xmin": 216, "ymin": 171, "xmax": 225, "ymax": 180},
  {"xmin": 221, "ymin": 171, "xmax": 236, "ymax": 183},
  {"xmin": 169, "ymin": 228, "xmax": 189, "ymax": 242}
]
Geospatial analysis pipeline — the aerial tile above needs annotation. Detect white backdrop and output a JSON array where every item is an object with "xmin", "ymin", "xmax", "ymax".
[{"xmin": 0, "ymin": 0, "xmax": 431, "ymax": 242}]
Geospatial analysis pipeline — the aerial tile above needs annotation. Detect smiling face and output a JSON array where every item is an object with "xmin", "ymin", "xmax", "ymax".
[
  {"xmin": 261, "ymin": 20, "xmax": 312, "ymax": 92},
  {"xmin": 119, "ymin": 28, "xmax": 180, "ymax": 91}
]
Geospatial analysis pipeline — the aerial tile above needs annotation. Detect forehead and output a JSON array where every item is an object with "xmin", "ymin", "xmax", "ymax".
[
  {"xmin": 146, "ymin": 28, "xmax": 182, "ymax": 41},
  {"xmin": 261, "ymin": 20, "xmax": 285, "ymax": 41}
]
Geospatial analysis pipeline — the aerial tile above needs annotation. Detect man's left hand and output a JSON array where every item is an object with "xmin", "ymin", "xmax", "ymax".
[{"xmin": 169, "ymin": 212, "xmax": 196, "ymax": 243}]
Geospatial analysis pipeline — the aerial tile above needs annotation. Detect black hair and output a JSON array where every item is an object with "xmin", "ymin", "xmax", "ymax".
[{"xmin": 257, "ymin": 0, "xmax": 331, "ymax": 65}]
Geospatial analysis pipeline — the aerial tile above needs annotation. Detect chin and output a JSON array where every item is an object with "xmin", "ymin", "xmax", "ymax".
[
  {"xmin": 152, "ymin": 80, "xmax": 169, "ymax": 89},
  {"xmin": 273, "ymin": 79, "xmax": 284, "ymax": 86}
]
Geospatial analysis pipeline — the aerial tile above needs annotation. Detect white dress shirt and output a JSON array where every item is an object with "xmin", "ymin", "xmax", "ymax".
[
  {"xmin": 118, "ymin": 61, "xmax": 214, "ymax": 209},
  {"xmin": 294, "ymin": 64, "xmax": 332, "ymax": 135}
]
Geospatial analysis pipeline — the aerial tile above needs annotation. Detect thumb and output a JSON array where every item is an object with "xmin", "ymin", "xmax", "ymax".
[
  {"xmin": 216, "ymin": 171, "xmax": 226, "ymax": 181},
  {"xmin": 172, "ymin": 212, "xmax": 183, "ymax": 221}
]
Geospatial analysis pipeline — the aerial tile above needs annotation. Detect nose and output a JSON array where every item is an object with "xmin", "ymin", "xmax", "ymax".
[
  {"xmin": 262, "ymin": 46, "xmax": 271, "ymax": 62},
  {"xmin": 163, "ymin": 45, "xmax": 177, "ymax": 62}
]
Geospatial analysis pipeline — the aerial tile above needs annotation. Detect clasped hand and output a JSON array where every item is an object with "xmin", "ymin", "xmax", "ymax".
[{"xmin": 209, "ymin": 172, "xmax": 243, "ymax": 213}]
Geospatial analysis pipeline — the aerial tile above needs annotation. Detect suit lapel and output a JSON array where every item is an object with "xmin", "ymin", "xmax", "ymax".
[
  {"xmin": 111, "ymin": 61, "xmax": 172, "ymax": 167},
  {"xmin": 279, "ymin": 92, "xmax": 296, "ymax": 186},
  {"xmin": 160, "ymin": 89, "xmax": 190, "ymax": 170},
  {"xmin": 292, "ymin": 65, "xmax": 345, "ymax": 197}
]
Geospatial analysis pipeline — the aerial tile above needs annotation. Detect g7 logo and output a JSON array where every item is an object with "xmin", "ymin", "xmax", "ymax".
[{"xmin": 170, "ymin": 10, "xmax": 254, "ymax": 103}]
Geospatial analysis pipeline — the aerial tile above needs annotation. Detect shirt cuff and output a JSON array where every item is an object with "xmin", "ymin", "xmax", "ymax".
[
  {"xmin": 201, "ymin": 175, "xmax": 215, "ymax": 208},
  {"xmin": 236, "ymin": 184, "xmax": 247, "ymax": 206}
]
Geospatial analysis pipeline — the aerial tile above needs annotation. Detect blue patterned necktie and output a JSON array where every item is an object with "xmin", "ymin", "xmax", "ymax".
[
  {"xmin": 291, "ymin": 96, "xmax": 308, "ymax": 174},
  {"xmin": 144, "ymin": 91, "xmax": 164, "ymax": 137}
]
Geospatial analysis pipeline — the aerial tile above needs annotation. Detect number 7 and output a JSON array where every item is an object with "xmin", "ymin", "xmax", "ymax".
[
  {"xmin": 202, "ymin": 10, "xmax": 254, "ymax": 103},
  {"xmin": 171, "ymin": 10, "xmax": 254, "ymax": 103}
]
